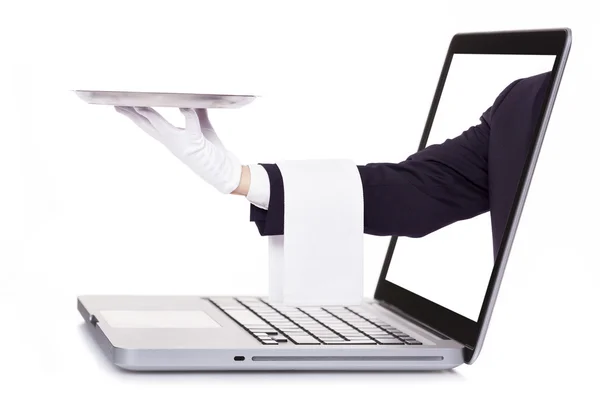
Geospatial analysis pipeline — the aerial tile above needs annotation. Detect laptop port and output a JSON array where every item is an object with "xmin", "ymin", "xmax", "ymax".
[{"xmin": 234, "ymin": 356, "xmax": 245, "ymax": 361}]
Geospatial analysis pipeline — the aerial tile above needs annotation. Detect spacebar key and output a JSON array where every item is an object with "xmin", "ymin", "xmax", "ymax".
[{"xmin": 290, "ymin": 336, "xmax": 320, "ymax": 344}]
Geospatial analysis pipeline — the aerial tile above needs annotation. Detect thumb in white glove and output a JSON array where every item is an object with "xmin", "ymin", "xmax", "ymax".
[{"xmin": 115, "ymin": 106, "xmax": 242, "ymax": 194}]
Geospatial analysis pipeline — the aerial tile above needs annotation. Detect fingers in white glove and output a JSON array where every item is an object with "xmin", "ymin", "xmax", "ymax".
[
  {"xmin": 180, "ymin": 108, "xmax": 225, "ymax": 150},
  {"xmin": 134, "ymin": 107, "xmax": 180, "ymax": 134},
  {"xmin": 115, "ymin": 106, "xmax": 161, "ymax": 141},
  {"xmin": 179, "ymin": 107, "xmax": 202, "ymax": 132},
  {"xmin": 116, "ymin": 105, "xmax": 241, "ymax": 195}
]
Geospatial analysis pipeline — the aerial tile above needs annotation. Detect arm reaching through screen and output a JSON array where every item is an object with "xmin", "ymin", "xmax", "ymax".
[{"xmin": 249, "ymin": 77, "xmax": 524, "ymax": 237}]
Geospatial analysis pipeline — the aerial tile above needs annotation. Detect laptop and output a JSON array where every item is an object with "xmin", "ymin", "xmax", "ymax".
[{"xmin": 78, "ymin": 29, "xmax": 571, "ymax": 371}]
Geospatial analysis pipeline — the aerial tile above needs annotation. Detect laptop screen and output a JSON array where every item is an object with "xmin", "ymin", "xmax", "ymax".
[{"xmin": 384, "ymin": 53, "xmax": 556, "ymax": 321}]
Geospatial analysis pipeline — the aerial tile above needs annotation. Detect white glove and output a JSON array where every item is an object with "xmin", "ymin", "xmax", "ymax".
[{"xmin": 115, "ymin": 106, "xmax": 242, "ymax": 194}]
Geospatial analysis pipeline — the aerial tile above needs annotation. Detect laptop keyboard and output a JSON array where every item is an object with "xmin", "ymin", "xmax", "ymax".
[{"xmin": 210, "ymin": 297, "xmax": 422, "ymax": 346}]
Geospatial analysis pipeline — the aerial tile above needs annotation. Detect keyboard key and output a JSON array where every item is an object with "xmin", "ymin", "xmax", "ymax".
[
  {"xmin": 335, "ymin": 325, "xmax": 360, "ymax": 330},
  {"xmin": 265, "ymin": 318, "xmax": 288, "ymax": 323},
  {"xmin": 252, "ymin": 330, "xmax": 279, "ymax": 336},
  {"xmin": 377, "ymin": 339, "xmax": 406, "ymax": 344},
  {"xmin": 328, "ymin": 325, "xmax": 350, "ymax": 330},
  {"xmin": 366, "ymin": 329, "xmax": 390, "ymax": 334},
  {"xmin": 226, "ymin": 310, "xmax": 265, "ymax": 325},
  {"xmin": 211, "ymin": 298, "xmax": 240, "ymax": 304},
  {"xmin": 268, "ymin": 322, "xmax": 292, "ymax": 326},
  {"xmin": 380, "ymin": 326, "xmax": 397, "ymax": 331},
  {"xmin": 314, "ymin": 335, "xmax": 343, "ymax": 340},
  {"xmin": 323, "ymin": 307, "xmax": 346, "ymax": 312},
  {"xmin": 367, "ymin": 334, "xmax": 392, "ymax": 339},
  {"xmin": 284, "ymin": 332, "xmax": 307, "ymax": 337},
  {"xmin": 305, "ymin": 329, "xmax": 329, "ymax": 334},
  {"xmin": 307, "ymin": 328, "xmax": 332, "ymax": 334},
  {"xmin": 295, "ymin": 340, "xmax": 321, "ymax": 345},
  {"xmin": 344, "ymin": 335, "xmax": 369, "ymax": 340},
  {"xmin": 337, "ymin": 330, "xmax": 363, "ymax": 336},
  {"xmin": 329, "ymin": 340, "xmax": 375, "ymax": 345},
  {"xmin": 323, "ymin": 339, "xmax": 348, "ymax": 344},
  {"xmin": 290, "ymin": 334, "xmax": 319, "ymax": 342}
]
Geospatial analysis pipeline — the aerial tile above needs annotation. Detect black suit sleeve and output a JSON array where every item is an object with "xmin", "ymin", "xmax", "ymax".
[
  {"xmin": 250, "ymin": 80, "xmax": 520, "ymax": 237},
  {"xmin": 249, "ymin": 163, "xmax": 285, "ymax": 236},
  {"xmin": 359, "ymin": 115, "xmax": 491, "ymax": 237}
]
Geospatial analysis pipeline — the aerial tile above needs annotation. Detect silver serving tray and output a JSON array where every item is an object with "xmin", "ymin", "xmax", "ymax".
[{"xmin": 74, "ymin": 90, "xmax": 257, "ymax": 109}]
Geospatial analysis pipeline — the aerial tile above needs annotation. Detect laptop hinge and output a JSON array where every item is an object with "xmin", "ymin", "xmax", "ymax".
[{"xmin": 375, "ymin": 299, "xmax": 473, "ymax": 350}]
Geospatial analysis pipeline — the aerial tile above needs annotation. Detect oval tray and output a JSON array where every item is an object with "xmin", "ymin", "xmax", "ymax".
[{"xmin": 74, "ymin": 90, "xmax": 257, "ymax": 109}]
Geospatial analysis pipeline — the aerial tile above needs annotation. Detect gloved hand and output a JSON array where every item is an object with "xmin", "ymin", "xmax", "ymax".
[{"xmin": 115, "ymin": 106, "xmax": 242, "ymax": 194}]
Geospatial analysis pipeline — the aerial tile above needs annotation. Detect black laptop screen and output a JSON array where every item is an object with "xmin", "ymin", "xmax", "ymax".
[{"xmin": 384, "ymin": 53, "xmax": 556, "ymax": 321}]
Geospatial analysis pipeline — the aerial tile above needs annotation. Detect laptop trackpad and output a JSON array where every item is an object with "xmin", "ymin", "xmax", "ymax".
[{"xmin": 100, "ymin": 310, "xmax": 222, "ymax": 329}]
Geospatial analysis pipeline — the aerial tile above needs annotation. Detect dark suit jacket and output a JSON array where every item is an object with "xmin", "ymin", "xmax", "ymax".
[{"xmin": 250, "ymin": 72, "xmax": 551, "ymax": 258}]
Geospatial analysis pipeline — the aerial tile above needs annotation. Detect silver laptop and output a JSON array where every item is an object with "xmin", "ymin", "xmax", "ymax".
[{"xmin": 78, "ymin": 29, "xmax": 571, "ymax": 371}]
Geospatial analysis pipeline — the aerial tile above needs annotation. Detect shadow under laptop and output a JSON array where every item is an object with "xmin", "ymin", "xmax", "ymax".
[{"xmin": 78, "ymin": 323, "xmax": 466, "ymax": 382}]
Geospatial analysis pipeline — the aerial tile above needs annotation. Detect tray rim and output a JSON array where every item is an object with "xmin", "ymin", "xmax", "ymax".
[{"xmin": 73, "ymin": 89, "xmax": 259, "ymax": 98}]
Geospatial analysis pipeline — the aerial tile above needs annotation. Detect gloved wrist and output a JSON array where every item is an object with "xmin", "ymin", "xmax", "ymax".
[
  {"xmin": 175, "ymin": 138, "xmax": 242, "ymax": 195},
  {"xmin": 217, "ymin": 150, "xmax": 243, "ymax": 194}
]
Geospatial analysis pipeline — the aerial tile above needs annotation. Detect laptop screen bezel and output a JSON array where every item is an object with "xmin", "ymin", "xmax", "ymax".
[{"xmin": 373, "ymin": 29, "xmax": 571, "ymax": 362}]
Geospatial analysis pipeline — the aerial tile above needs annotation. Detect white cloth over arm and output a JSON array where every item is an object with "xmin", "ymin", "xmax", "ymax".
[{"xmin": 268, "ymin": 159, "xmax": 364, "ymax": 306}]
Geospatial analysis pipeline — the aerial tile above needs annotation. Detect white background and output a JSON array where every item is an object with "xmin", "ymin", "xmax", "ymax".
[
  {"xmin": 1, "ymin": 0, "xmax": 599, "ymax": 399},
  {"xmin": 387, "ymin": 54, "xmax": 556, "ymax": 320}
]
